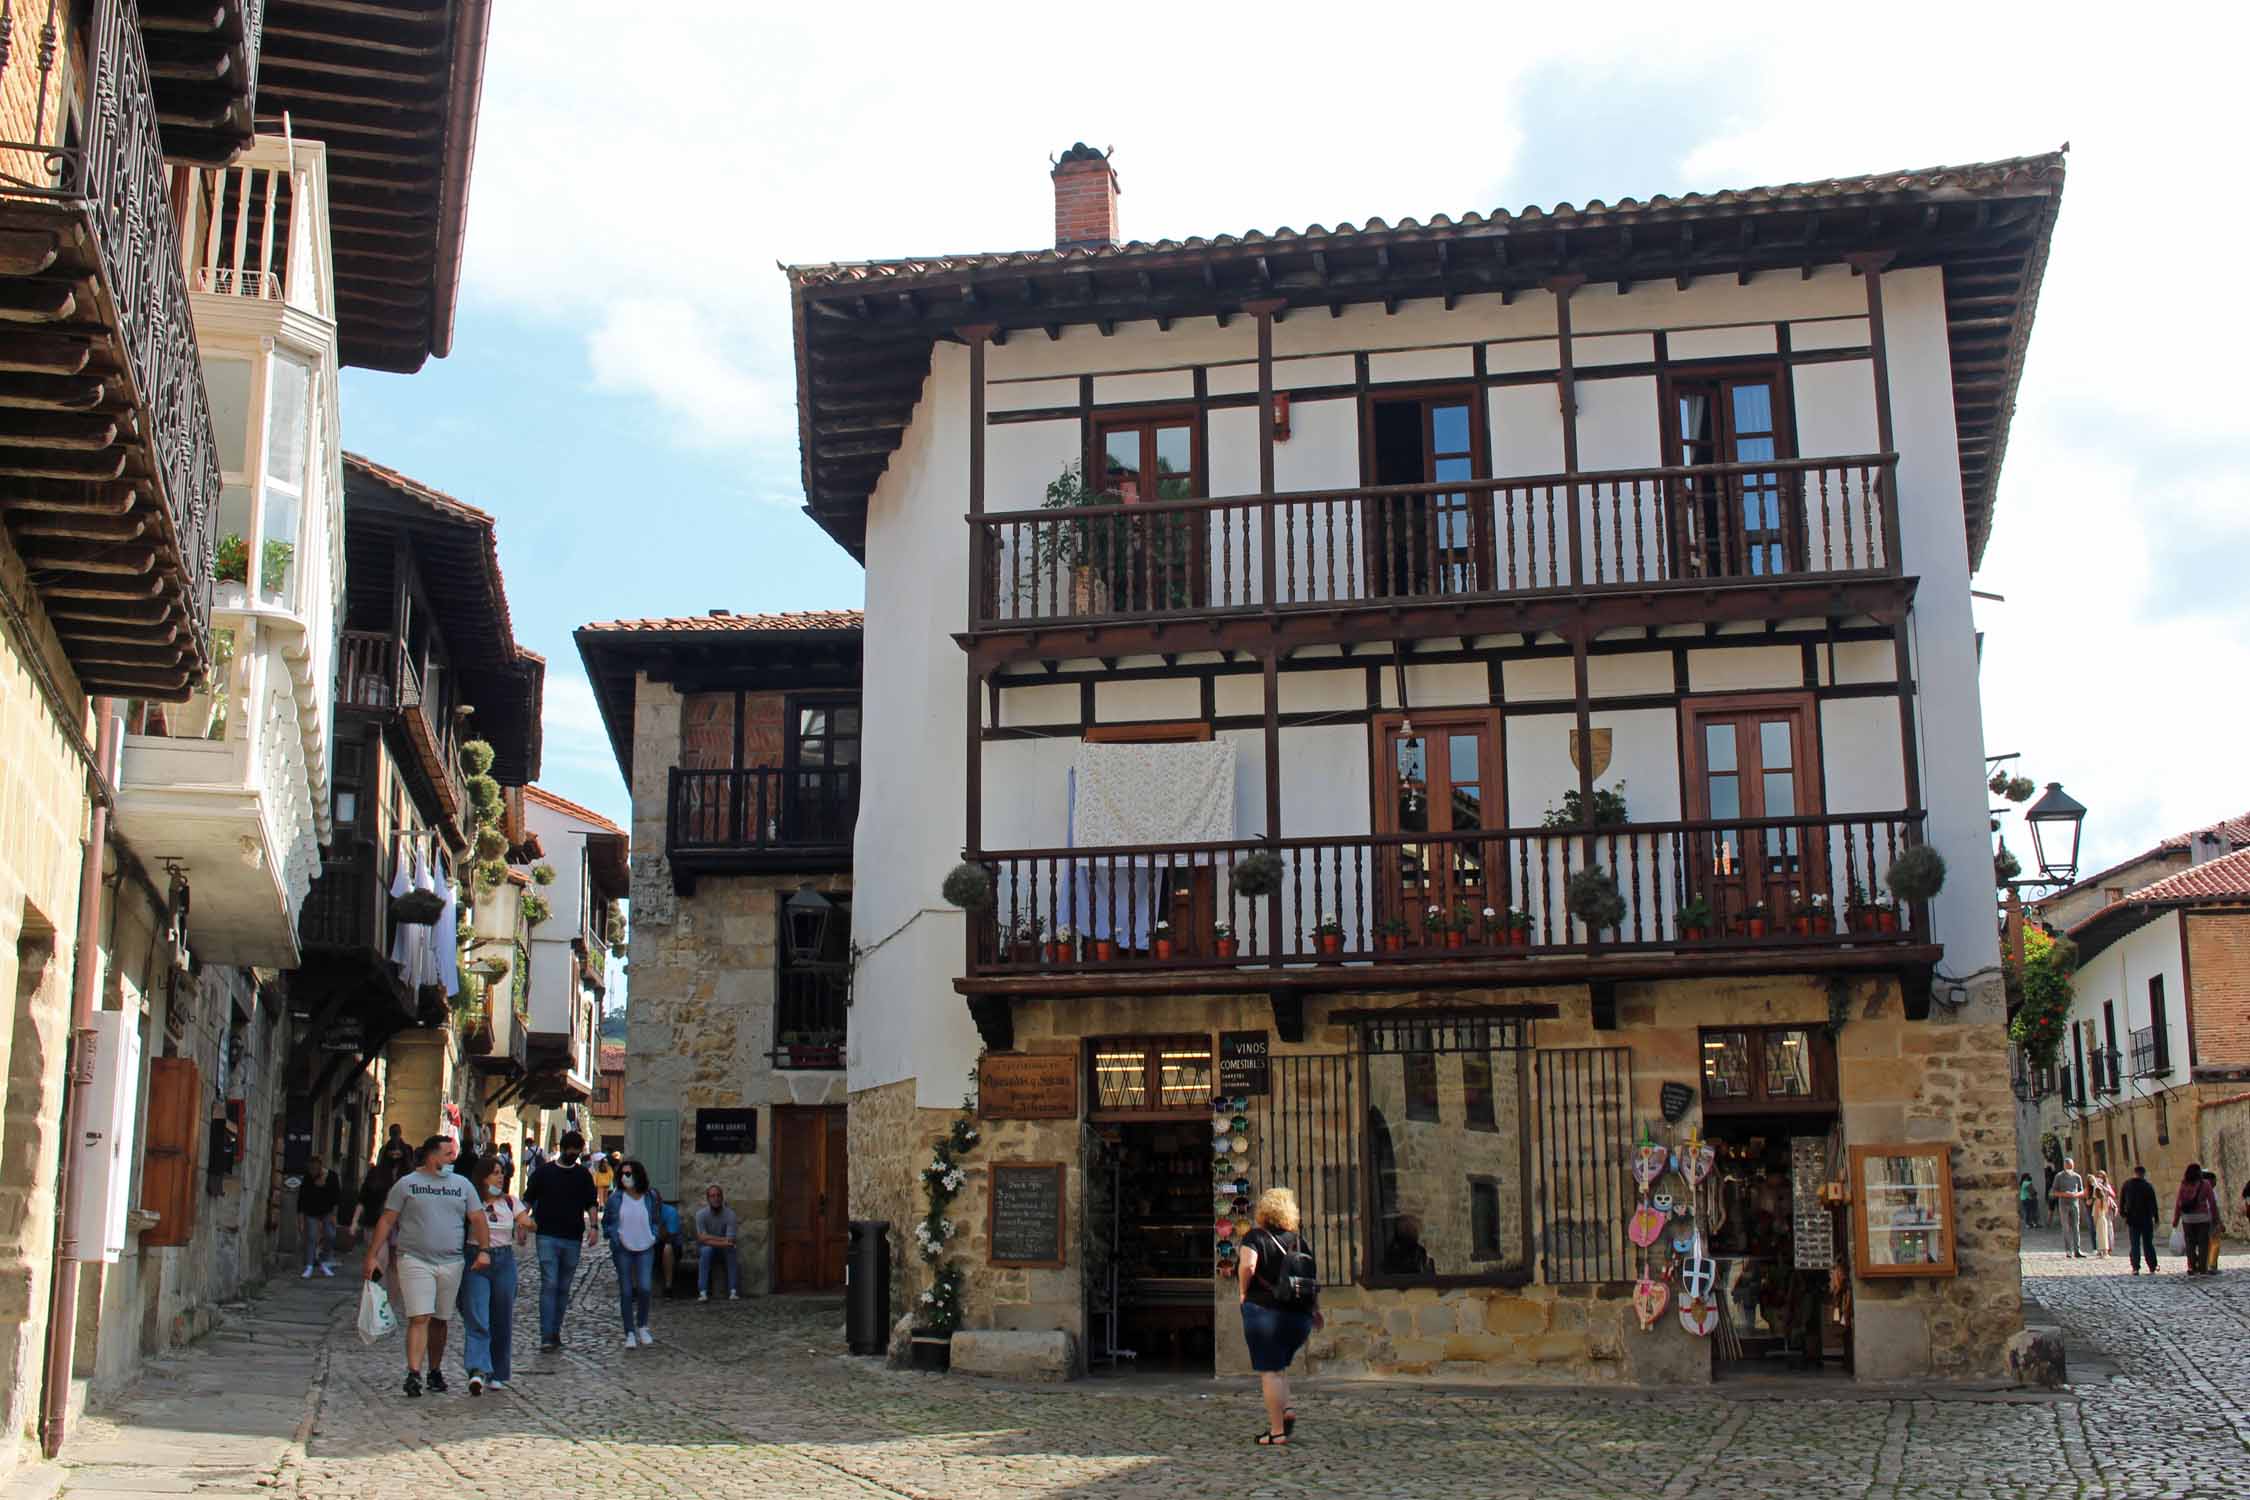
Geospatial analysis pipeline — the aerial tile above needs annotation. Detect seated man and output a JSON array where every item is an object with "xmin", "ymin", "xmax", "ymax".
[
  {"xmin": 657, "ymin": 1196, "xmax": 686, "ymax": 1296},
  {"xmin": 695, "ymin": 1183, "xmax": 743, "ymax": 1300}
]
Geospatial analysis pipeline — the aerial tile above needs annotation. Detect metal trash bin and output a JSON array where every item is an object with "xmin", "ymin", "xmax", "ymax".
[{"xmin": 845, "ymin": 1219, "xmax": 892, "ymax": 1356}]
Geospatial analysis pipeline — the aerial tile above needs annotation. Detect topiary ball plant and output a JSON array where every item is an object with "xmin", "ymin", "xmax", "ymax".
[
  {"xmin": 941, "ymin": 861, "xmax": 995, "ymax": 911},
  {"xmin": 1230, "ymin": 850, "xmax": 1283, "ymax": 899},
  {"xmin": 1566, "ymin": 865, "xmax": 1627, "ymax": 933},
  {"xmin": 460, "ymin": 739, "xmax": 497, "ymax": 777},
  {"xmin": 1888, "ymin": 844, "xmax": 1947, "ymax": 904},
  {"xmin": 465, "ymin": 773, "xmax": 503, "ymax": 819}
]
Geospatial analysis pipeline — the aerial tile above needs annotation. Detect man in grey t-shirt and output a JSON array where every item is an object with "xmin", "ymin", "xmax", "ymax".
[
  {"xmin": 364, "ymin": 1137, "xmax": 491, "ymax": 1397},
  {"xmin": 694, "ymin": 1184, "xmax": 742, "ymax": 1300},
  {"xmin": 2051, "ymin": 1158, "xmax": 2087, "ymax": 1258}
]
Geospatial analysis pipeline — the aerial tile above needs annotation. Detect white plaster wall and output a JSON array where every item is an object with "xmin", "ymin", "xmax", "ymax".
[
  {"xmin": 2066, "ymin": 914, "xmax": 2188, "ymax": 1075},
  {"xmin": 1820, "ymin": 696, "xmax": 1910, "ymax": 814}
]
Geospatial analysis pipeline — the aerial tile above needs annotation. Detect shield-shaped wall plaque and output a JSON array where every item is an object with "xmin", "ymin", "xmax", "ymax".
[{"xmin": 1569, "ymin": 728, "xmax": 1612, "ymax": 777}]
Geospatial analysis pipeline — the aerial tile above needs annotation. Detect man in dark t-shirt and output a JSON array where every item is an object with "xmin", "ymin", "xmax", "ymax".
[
  {"xmin": 376, "ymin": 1124, "xmax": 415, "ymax": 1180},
  {"xmin": 523, "ymin": 1130, "xmax": 599, "ymax": 1350}
]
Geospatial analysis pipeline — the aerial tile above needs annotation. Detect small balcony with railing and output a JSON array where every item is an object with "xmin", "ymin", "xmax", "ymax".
[
  {"xmin": 965, "ymin": 810, "xmax": 1929, "ymax": 993},
  {"xmin": 0, "ymin": 0, "xmax": 221, "ymax": 700},
  {"xmin": 772, "ymin": 968, "xmax": 848, "ymax": 1070},
  {"xmin": 969, "ymin": 455, "xmax": 1898, "ymax": 663},
  {"xmin": 2130, "ymin": 1024, "xmax": 2172, "ymax": 1079},
  {"xmin": 338, "ymin": 628, "xmax": 467, "ymax": 829},
  {"xmin": 666, "ymin": 765, "xmax": 858, "ymax": 889},
  {"xmin": 2089, "ymin": 1045, "xmax": 2124, "ymax": 1098}
]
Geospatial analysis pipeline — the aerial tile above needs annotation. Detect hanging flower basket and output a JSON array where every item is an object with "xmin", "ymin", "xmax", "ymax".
[{"xmin": 392, "ymin": 887, "xmax": 445, "ymax": 925}]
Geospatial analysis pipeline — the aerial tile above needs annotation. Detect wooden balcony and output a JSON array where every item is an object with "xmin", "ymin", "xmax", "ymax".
[
  {"xmin": 0, "ymin": 0, "xmax": 222, "ymax": 700},
  {"xmin": 338, "ymin": 628, "xmax": 466, "ymax": 828},
  {"xmin": 964, "ymin": 811, "xmax": 1929, "ymax": 994},
  {"xmin": 967, "ymin": 455, "xmax": 1900, "ymax": 664},
  {"xmin": 463, "ymin": 1000, "xmax": 528, "ymax": 1076},
  {"xmin": 666, "ymin": 766, "xmax": 857, "ymax": 889},
  {"xmin": 141, "ymin": 0, "xmax": 265, "ymax": 163}
]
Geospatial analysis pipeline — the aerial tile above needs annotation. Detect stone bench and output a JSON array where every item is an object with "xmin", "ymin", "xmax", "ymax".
[{"xmin": 948, "ymin": 1329, "xmax": 1077, "ymax": 1382}]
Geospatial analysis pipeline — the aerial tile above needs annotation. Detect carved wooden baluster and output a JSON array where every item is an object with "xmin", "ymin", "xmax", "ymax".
[
  {"xmin": 1290, "ymin": 847, "xmax": 1305, "ymax": 960},
  {"xmin": 1862, "ymin": 464, "xmax": 1879, "ymax": 569},
  {"xmin": 1630, "ymin": 477, "xmax": 1647, "ymax": 583},
  {"xmin": 1284, "ymin": 502, "xmax": 1298, "ymax": 605},
  {"xmin": 1628, "ymin": 832, "xmax": 1644, "ymax": 942},
  {"xmin": 1351, "ymin": 842, "xmax": 1366, "ymax": 953}
]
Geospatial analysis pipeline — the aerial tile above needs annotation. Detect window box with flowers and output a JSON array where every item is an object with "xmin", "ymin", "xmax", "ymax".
[
  {"xmin": 1212, "ymin": 921, "xmax": 1237, "ymax": 959},
  {"xmin": 1310, "ymin": 915, "xmax": 1346, "ymax": 957}
]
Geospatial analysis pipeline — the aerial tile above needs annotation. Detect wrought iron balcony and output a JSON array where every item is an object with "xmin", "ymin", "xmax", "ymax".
[
  {"xmin": 0, "ymin": 0, "xmax": 221, "ymax": 700},
  {"xmin": 2129, "ymin": 1025, "xmax": 2172, "ymax": 1078},
  {"xmin": 969, "ymin": 454, "xmax": 1897, "ymax": 653},
  {"xmin": 968, "ymin": 810, "xmax": 1926, "ymax": 978},
  {"xmin": 2091, "ymin": 1045, "xmax": 2124, "ymax": 1097},
  {"xmin": 667, "ymin": 765, "xmax": 858, "ymax": 888},
  {"xmin": 771, "ymin": 967, "xmax": 847, "ymax": 1070}
]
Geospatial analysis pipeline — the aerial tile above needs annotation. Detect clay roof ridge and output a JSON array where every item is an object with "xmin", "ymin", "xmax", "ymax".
[
  {"xmin": 523, "ymin": 782, "xmax": 626, "ymax": 836},
  {"xmin": 578, "ymin": 609, "xmax": 864, "ymax": 634}
]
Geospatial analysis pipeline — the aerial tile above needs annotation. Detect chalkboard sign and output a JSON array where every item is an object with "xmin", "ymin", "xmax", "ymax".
[
  {"xmin": 987, "ymin": 1161, "xmax": 1067, "ymax": 1268},
  {"xmin": 1219, "ymin": 1031, "xmax": 1270, "ymax": 1097},
  {"xmin": 1660, "ymin": 1081, "xmax": 1695, "ymax": 1123},
  {"xmin": 694, "ymin": 1108, "xmax": 758, "ymax": 1155}
]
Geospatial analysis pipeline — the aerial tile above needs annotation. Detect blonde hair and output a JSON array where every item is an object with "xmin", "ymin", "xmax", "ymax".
[{"xmin": 1253, "ymin": 1187, "xmax": 1301, "ymax": 1233}]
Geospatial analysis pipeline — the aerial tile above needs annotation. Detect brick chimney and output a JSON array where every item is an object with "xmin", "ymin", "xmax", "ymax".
[{"xmin": 1052, "ymin": 143, "xmax": 1119, "ymax": 250}]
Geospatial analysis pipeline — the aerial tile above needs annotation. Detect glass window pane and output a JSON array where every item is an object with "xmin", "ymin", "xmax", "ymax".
[
  {"xmin": 1153, "ymin": 424, "xmax": 1192, "ymax": 477},
  {"xmin": 216, "ymin": 483, "xmax": 252, "ymax": 557},
  {"xmin": 1762, "ymin": 771, "xmax": 1796, "ymax": 817},
  {"xmin": 1704, "ymin": 722, "xmax": 1737, "ymax": 773},
  {"xmin": 259, "ymin": 486, "xmax": 299, "ymax": 604},
  {"xmin": 1092, "ymin": 1047, "xmax": 1148, "ymax": 1111},
  {"xmin": 1463, "ymin": 1052, "xmax": 1496, "ymax": 1130},
  {"xmin": 1405, "ymin": 1049, "xmax": 1439, "ymax": 1123},
  {"xmin": 1678, "ymin": 392, "xmax": 1714, "ymax": 445},
  {"xmin": 265, "ymin": 353, "xmax": 312, "ymax": 491},
  {"xmin": 1765, "ymin": 1029, "xmax": 1814, "ymax": 1096},
  {"xmin": 1759, "ymin": 720, "xmax": 1793, "ymax": 769},
  {"xmin": 1431, "ymin": 403, "xmax": 1470, "ymax": 455},
  {"xmin": 1702, "ymin": 1031, "xmax": 1752, "ymax": 1098},
  {"xmin": 799, "ymin": 707, "xmax": 828, "ymax": 739},
  {"xmin": 1448, "ymin": 733, "xmax": 1479, "ymax": 784},
  {"xmin": 829, "ymin": 737, "xmax": 859, "ymax": 767},
  {"xmin": 1736, "ymin": 436, "xmax": 1776, "ymax": 467},
  {"xmin": 1102, "ymin": 430, "xmax": 1142, "ymax": 501},
  {"xmin": 1451, "ymin": 783, "xmax": 1481, "ymax": 832},
  {"xmin": 205, "ymin": 358, "xmax": 253, "ymax": 474},
  {"xmin": 1434, "ymin": 456, "xmax": 1472, "ymax": 483},
  {"xmin": 1731, "ymin": 383, "xmax": 1773, "ymax": 435},
  {"xmin": 834, "ymin": 704, "xmax": 860, "ymax": 735},
  {"xmin": 1157, "ymin": 1041, "xmax": 1211, "ymax": 1108},
  {"xmin": 1707, "ymin": 774, "xmax": 1740, "ymax": 822}
]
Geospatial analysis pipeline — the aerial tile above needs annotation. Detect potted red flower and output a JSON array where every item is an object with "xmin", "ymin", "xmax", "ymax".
[
  {"xmin": 1152, "ymin": 919, "xmax": 1175, "ymax": 961},
  {"xmin": 1213, "ymin": 921, "xmax": 1237, "ymax": 959},
  {"xmin": 1310, "ymin": 915, "xmax": 1345, "ymax": 957},
  {"xmin": 1375, "ymin": 917, "xmax": 1409, "ymax": 953},
  {"xmin": 1503, "ymin": 908, "xmax": 1533, "ymax": 949},
  {"xmin": 1738, "ymin": 902, "xmax": 1771, "ymax": 940},
  {"xmin": 1677, "ymin": 897, "xmax": 1714, "ymax": 943}
]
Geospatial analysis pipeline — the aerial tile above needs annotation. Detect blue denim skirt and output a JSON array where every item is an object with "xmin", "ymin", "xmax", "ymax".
[{"xmin": 1240, "ymin": 1300, "xmax": 1313, "ymax": 1373}]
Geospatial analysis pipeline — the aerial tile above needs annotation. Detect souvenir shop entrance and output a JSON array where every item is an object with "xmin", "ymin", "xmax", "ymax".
[
  {"xmin": 1695, "ymin": 1025, "xmax": 1850, "ymax": 1377},
  {"xmin": 1085, "ymin": 1036, "xmax": 1219, "ymax": 1374}
]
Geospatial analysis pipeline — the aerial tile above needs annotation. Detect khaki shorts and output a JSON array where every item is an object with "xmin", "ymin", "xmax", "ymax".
[{"xmin": 393, "ymin": 1251, "xmax": 464, "ymax": 1319}]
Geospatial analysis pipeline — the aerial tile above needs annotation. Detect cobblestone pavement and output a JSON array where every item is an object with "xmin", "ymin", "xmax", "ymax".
[{"xmin": 42, "ymin": 1233, "xmax": 2250, "ymax": 1500}]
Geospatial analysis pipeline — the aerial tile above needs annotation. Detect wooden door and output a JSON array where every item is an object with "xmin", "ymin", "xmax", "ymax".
[
  {"xmin": 1366, "ymin": 392, "xmax": 1489, "ymax": 599},
  {"xmin": 1373, "ymin": 710, "xmax": 1500, "ymax": 941},
  {"xmin": 1094, "ymin": 414, "xmax": 1203, "ymax": 613},
  {"xmin": 1665, "ymin": 371, "xmax": 1795, "ymax": 579},
  {"xmin": 772, "ymin": 1105, "xmax": 848, "ymax": 1292},
  {"xmin": 1683, "ymin": 696, "xmax": 1821, "ymax": 925},
  {"xmin": 140, "ymin": 1058, "xmax": 202, "ymax": 1248}
]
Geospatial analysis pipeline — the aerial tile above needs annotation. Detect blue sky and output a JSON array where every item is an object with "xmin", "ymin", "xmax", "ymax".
[{"xmin": 337, "ymin": 3, "xmax": 2247, "ymax": 890}]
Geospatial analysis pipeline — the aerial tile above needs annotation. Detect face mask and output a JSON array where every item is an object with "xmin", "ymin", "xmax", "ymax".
[
  {"xmin": 623, "ymin": 1175, "xmax": 637, "ymax": 1190},
  {"xmin": 485, "ymin": 1184, "xmax": 504, "ymax": 1198}
]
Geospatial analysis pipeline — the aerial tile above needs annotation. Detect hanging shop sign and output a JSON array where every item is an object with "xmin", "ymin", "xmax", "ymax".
[
  {"xmin": 694, "ymin": 1108, "xmax": 758, "ymax": 1155},
  {"xmin": 978, "ymin": 1054, "xmax": 1078, "ymax": 1120},
  {"xmin": 1659, "ymin": 1081, "xmax": 1695, "ymax": 1123},
  {"xmin": 988, "ymin": 1161, "xmax": 1067, "ymax": 1268},
  {"xmin": 1218, "ymin": 1032, "xmax": 1270, "ymax": 1097},
  {"xmin": 1791, "ymin": 1136, "xmax": 1835, "ymax": 1270}
]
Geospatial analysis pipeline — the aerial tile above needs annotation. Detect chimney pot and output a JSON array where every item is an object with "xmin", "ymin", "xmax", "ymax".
[
  {"xmin": 1052, "ymin": 143, "xmax": 1120, "ymax": 251},
  {"xmin": 710, "ymin": 609, "xmax": 731, "ymax": 617}
]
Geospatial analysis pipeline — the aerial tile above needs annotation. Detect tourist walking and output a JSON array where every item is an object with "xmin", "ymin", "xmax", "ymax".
[
  {"xmin": 2051, "ymin": 1157, "xmax": 2087, "ymax": 1257},
  {"xmin": 603, "ymin": 1158, "xmax": 664, "ymax": 1347},
  {"xmin": 361, "ymin": 1137, "xmax": 492, "ymax": 1398},
  {"xmin": 2174, "ymin": 1163, "xmax": 2218, "ymax": 1274},
  {"xmin": 2090, "ymin": 1169, "xmax": 2117, "ymax": 1256},
  {"xmin": 459, "ymin": 1154, "xmax": 528, "ymax": 1395},
  {"xmin": 2120, "ymin": 1165, "xmax": 2161, "ymax": 1273},
  {"xmin": 2203, "ymin": 1169, "xmax": 2223, "ymax": 1271},
  {"xmin": 297, "ymin": 1157, "xmax": 341, "ymax": 1277},
  {"xmin": 1236, "ymin": 1187, "xmax": 1321, "ymax": 1447},
  {"xmin": 522, "ymin": 1130, "xmax": 599, "ymax": 1351},
  {"xmin": 2018, "ymin": 1173, "xmax": 2040, "ymax": 1229}
]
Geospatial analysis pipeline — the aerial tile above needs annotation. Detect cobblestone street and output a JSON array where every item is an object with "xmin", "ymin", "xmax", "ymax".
[{"xmin": 32, "ymin": 1236, "xmax": 2250, "ymax": 1500}]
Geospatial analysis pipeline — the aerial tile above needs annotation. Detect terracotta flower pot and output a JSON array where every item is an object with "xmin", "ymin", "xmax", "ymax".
[
  {"xmin": 1444, "ymin": 931, "xmax": 1465, "ymax": 950},
  {"xmin": 1742, "ymin": 918, "xmax": 1769, "ymax": 939},
  {"xmin": 1216, "ymin": 937, "xmax": 1238, "ymax": 958},
  {"xmin": 1153, "ymin": 937, "xmax": 1174, "ymax": 960},
  {"xmin": 1507, "ymin": 927, "xmax": 1530, "ymax": 949},
  {"xmin": 1093, "ymin": 939, "xmax": 1116, "ymax": 962},
  {"xmin": 1011, "ymin": 943, "xmax": 1037, "ymax": 965},
  {"xmin": 1792, "ymin": 914, "xmax": 1817, "ymax": 937},
  {"xmin": 1681, "ymin": 925, "xmax": 1707, "ymax": 943},
  {"xmin": 1877, "ymin": 909, "xmax": 1900, "ymax": 934},
  {"xmin": 1380, "ymin": 934, "xmax": 1404, "ymax": 953},
  {"xmin": 1317, "ymin": 933, "xmax": 1343, "ymax": 956}
]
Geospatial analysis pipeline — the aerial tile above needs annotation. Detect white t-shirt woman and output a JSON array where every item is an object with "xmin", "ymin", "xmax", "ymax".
[
  {"xmin": 480, "ymin": 1192, "xmax": 527, "ymax": 1248},
  {"xmin": 615, "ymin": 1191, "xmax": 657, "ymax": 1252}
]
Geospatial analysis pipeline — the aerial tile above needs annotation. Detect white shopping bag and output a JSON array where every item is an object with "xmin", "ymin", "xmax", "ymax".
[
  {"xmin": 2169, "ymin": 1226, "xmax": 2187, "ymax": 1258},
  {"xmin": 357, "ymin": 1275, "xmax": 399, "ymax": 1344}
]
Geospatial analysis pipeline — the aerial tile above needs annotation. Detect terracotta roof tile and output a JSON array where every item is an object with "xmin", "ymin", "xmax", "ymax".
[
  {"xmin": 2125, "ymin": 847, "xmax": 2250, "ymax": 905},
  {"xmin": 578, "ymin": 610, "xmax": 863, "ymax": 634},
  {"xmin": 598, "ymin": 1044, "xmax": 625, "ymax": 1072},
  {"xmin": 523, "ymin": 783, "xmax": 626, "ymax": 836}
]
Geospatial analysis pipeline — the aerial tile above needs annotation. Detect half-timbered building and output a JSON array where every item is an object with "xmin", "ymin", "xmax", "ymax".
[{"xmin": 806, "ymin": 146, "xmax": 2062, "ymax": 1383}]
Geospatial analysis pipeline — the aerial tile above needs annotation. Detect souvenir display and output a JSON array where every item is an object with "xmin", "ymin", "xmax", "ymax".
[
  {"xmin": 1628, "ymin": 1201, "xmax": 1668, "ymax": 1248},
  {"xmin": 1633, "ymin": 1272, "xmax": 1671, "ymax": 1331},
  {"xmin": 1678, "ymin": 1130, "xmax": 1716, "ymax": 1187},
  {"xmin": 1678, "ymin": 1294, "xmax": 1719, "ymax": 1337},
  {"xmin": 1634, "ymin": 1131, "xmax": 1671, "ymax": 1189}
]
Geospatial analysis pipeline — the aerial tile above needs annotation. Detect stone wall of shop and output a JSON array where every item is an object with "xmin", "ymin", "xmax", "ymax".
[{"xmin": 876, "ymin": 965, "xmax": 2020, "ymax": 1386}]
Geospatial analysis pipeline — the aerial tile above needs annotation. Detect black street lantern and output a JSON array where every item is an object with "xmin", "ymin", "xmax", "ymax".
[
  {"xmin": 784, "ymin": 884, "xmax": 834, "ymax": 963},
  {"xmin": 2024, "ymin": 782, "xmax": 2088, "ymax": 884}
]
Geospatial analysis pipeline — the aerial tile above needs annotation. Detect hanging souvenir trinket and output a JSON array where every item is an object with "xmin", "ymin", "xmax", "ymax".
[
  {"xmin": 1628, "ymin": 1201, "xmax": 1668, "ymax": 1248},
  {"xmin": 1678, "ymin": 1129, "xmax": 1716, "ymax": 1187},
  {"xmin": 1633, "ymin": 1127, "xmax": 1670, "ymax": 1189},
  {"xmin": 1633, "ymin": 1272, "xmax": 1671, "ymax": 1331},
  {"xmin": 1677, "ymin": 1295, "xmax": 1719, "ymax": 1337}
]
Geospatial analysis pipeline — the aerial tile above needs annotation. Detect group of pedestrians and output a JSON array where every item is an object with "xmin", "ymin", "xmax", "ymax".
[{"xmin": 2025, "ymin": 1156, "xmax": 2241, "ymax": 1275}]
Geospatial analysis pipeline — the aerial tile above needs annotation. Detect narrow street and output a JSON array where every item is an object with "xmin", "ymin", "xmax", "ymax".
[{"xmin": 14, "ymin": 1236, "xmax": 2244, "ymax": 1500}]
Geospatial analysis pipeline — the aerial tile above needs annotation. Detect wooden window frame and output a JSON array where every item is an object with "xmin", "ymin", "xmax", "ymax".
[
  {"xmin": 1848, "ymin": 1142, "xmax": 1958, "ymax": 1278},
  {"xmin": 1681, "ymin": 693, "xmax": 1825, "ymax": 921},
  {"xmin": 1370, "ymin": 708, "xmax": 1504, "ymax": 940},
  {"xmin": 1361, "ymin": 383, "xmax": 1494, "ymax": 595},
  {"xmin": 1090, "ymin": 408, "xmax": 1207, "ymax": 615},
  {"xmin": 1698, "ymin": 1025, "xmax": 1838, "ymax": 1115},
  {"xmin": 1659, "ymin": 363, "xmax": 1804, "ymax": 577},
  {"xmin": 1086, "ymin": 1034, "xmax": 1214, "ymax": 1122}
]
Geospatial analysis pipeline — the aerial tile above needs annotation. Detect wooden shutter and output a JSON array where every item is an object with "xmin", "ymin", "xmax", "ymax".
[
  {"xmin": 140, "ymin": 1058, "xmax": 203, "ymax": 1248},
  {"xmin": 631, "ymin": 1109, "xmax": 681, "ymax": 1202}
]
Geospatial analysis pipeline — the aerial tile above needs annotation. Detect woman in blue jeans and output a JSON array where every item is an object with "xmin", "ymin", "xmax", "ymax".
[
  {"xmin": 459, "ymin": 1155, "xmax": 528, "ymax": 1394},
  {"xmin": 601, "ymin": 1159, "xmax": 663, "ymax": 1347}
]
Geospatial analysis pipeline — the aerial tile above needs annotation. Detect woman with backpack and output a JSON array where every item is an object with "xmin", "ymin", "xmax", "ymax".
[
  {"xmin": 1236, "ymin": 1187, "xmax": 1320, "ymax": 1447},
  {"xmin": 2173, "ymin": 1163, "xmax": 2218, "ymax": 1274}
]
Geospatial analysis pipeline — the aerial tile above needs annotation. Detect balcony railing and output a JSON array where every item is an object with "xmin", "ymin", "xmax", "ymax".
[
  {"xmin": 2129, "ymin": 1025, "xmax": 2172, "ymax": 1078},
  {"xmin": 771, "ymin": 967, "xmax": 848, "ymax": 1069},
  {"xmin": 0, "ymin": 0, "xmax": 221, "ymax": 697},
  {"xmin": 337, "ymin": 629, "xmax": 465, "ymax": 820},
  {"xmin": 972, "ymin": 454, "xmax": 1895, "ymax": 630},
  {"xmin": 668, "ymin": 766, "xmax": 859, "ymax": 859},
  {"xmin": 970, "ymin": 811, "xmax": 1925, "ymax": 975},
  {"xmin": 2091, "ymin": 1045, "xmax": 2124, "ymax": 1097}
]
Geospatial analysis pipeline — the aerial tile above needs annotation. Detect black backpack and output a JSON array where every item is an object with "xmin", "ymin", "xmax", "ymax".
[{"xmin": 1255, "ymin": 1228, "xmax": 1320, "ymax": 1308}]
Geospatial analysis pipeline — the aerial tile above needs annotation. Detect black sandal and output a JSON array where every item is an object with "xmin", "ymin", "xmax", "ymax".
[
  {"xmin": 1283, "ymin": 1409, "xmax": 1297, "ymax": 1438},
  {"xmin": 1256, "ymin": 1431, "xmax": 1289, "ymax": 1446}
]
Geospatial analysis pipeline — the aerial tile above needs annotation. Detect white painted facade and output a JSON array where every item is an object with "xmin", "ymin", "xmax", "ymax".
[
  {"xmin": 521, "ymin": 796, "xmax": 611, "ymax": 1092},
  {"xmin": 2063, "ymin": 912, "xmax": 2188, "ymax": 1096},
  {"xmin": 113, "ymin": 139, "xmax": 345, "ymax": 968},
  {"xmin": 852, "ymin": 268, "xmax": 2001, "ymax": 1106}
]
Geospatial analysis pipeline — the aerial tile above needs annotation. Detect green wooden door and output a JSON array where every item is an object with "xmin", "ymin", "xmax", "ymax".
[{"xmin": 631, "ymin": 1109, "xmax": 681, "ymax": 1202}]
